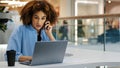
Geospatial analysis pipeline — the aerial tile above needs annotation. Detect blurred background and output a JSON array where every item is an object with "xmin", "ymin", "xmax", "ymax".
[{"xmin": 0, "ymin": 0, "xmax": 120, "ymax": 52}]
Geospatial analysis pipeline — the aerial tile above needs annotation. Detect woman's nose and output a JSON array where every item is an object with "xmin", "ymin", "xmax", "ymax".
[{"xmin": 38, "ymin": 19, "xmax": 42, "ymax": 23}]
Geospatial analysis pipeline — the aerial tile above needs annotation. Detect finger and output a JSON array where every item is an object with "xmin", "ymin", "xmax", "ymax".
[
  {"xmin": 47, "ymin": 26, "xmax": 52, "ymax": 30},
  {"xmin": 45, "ymin": 24, "xmax": 49, "ymax": 29},
  {"xmin": 45, "ymin": 25, "xmax": 52, "ymax": 30},
  {"xmin": 45, "ymin": 21, "xmax": 50, "ymax": 25}
]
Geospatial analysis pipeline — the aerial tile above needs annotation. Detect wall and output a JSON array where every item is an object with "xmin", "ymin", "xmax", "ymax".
[
  {"xmin": 59, "ymin": 0, "xmax": 74, "ymax": 17},
  {"xmin": 106, "ymin": 1, "xmax": 120, "ymax": 14}
]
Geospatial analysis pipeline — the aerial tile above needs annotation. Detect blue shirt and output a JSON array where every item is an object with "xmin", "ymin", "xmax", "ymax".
[{"xmin": 6, "ymin": 25, "xmax": 50, "ymax": 61}]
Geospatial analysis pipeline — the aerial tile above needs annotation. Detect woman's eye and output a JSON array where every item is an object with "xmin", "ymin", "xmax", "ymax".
[
  {"xmin": 34, "ymin": 16, "xmax": 39, "ymax": 19},
  {"xmin": 41, "ymin": 17, "xmax": 46, "ymax": 20}
]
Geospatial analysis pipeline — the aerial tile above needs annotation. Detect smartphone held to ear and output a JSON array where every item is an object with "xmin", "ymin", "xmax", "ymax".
[{"xmin": 44, "ymin": 21, "xmax": 50, "ymax": 30}]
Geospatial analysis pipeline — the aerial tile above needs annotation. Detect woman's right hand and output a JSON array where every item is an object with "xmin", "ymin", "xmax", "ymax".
[{"xmin": 19, "ymin": 56, "xmax": 32, "ymax": 62}]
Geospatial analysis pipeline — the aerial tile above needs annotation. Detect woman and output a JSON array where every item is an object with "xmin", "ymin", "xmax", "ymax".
[{"xmin": 5, "ymin": 0, "xmax": 58, "ymax": 62}]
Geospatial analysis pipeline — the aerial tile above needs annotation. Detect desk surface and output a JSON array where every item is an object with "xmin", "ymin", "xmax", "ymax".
[
  {"xmin": 1, "ymin": 62, "xmax": 120, "ymax": 68},
  {"xmin": 1, "ymin": 47, "xmax": 120, "ymax": 68}
]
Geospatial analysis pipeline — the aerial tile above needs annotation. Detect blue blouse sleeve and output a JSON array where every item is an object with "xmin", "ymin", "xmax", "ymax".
[
  {"xmin": 5, "ymin": 26, "xmax": 23, "ymax": 61},
  {"xmin": 41, "ymin": 30, "xmax": 50, "ymax": 41}
]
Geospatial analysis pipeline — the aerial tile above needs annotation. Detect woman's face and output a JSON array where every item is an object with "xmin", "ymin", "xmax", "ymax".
[{"xmin": 32, "ymin": 11, "xmax": 47, "ymax": 32}]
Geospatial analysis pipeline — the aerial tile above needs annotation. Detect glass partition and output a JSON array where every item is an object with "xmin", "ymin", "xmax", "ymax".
[{"xmin": 53, "ymin": 15, "xmax": 120, "ymax": 52}]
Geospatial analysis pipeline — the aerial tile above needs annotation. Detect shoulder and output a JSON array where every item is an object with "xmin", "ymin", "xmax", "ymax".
[
  {"xmin": 18, "ymin": 25, "xmax": 29, "ymax": 29},
  {"xmin": 15, "ymin": 25, "xmax": 26, "ymax": 31},
  {"xmin": 11, "ymin": 25, "xmax": 28, "ymax": 34},
  {"xmin": 16, "ymin": 25, "xmax": 32, "ymax": 31}
]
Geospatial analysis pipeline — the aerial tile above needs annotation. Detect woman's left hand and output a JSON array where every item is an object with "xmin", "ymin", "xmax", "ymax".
[{"xmin": 44, "ymin": 21, "xmax": 55, "ymax": 41}]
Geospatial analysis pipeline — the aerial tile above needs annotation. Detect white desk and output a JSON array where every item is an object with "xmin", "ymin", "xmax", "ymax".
[
  {"xmin": 1, "ymin": 62, "xmax": 120, "ymax": 68},
  {"xmin": 1, "ymin": 47, "xmax": 120, "ymax": 68}
]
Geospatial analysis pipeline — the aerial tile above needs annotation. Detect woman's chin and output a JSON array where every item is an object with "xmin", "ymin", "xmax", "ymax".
[{"xmin": 35, "ymin": 28, "xmax": 41, "ymax": 31}]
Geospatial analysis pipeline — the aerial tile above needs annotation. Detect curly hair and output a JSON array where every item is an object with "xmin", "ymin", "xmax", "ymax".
[{"xmin": 20, "ymin": 0, "xmax": 58, "ymax": 25}]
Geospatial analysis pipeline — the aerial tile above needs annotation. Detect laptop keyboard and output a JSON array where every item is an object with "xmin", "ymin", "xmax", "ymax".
[{"xmin": 19, "ymin": 60, "xmax": 31, "ymax": 65}]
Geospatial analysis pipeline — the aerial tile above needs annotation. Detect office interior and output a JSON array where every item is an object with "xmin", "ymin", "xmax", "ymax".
[{"xmin": 0, "ymin": 0, "xmax": 120, "ymax": 68}]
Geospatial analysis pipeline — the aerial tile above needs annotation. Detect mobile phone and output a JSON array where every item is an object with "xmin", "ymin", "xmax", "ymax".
[{"xmin": 44, "ymin": 21, "xmax": 49, "ymax": 30}]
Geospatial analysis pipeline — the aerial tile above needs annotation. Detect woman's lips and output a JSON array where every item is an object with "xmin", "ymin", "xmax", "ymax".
[{"xmin": 36, "ymin": 25, "xmax": 41, "ymax": 28}]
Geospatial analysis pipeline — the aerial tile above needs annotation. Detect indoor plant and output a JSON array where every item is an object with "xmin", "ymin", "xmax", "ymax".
[{"xmin": 0, "ymin": 19, "xmax": 8, "ymax": 32}]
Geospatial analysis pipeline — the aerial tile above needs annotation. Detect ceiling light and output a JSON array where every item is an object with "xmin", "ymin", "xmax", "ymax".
[
  {"xmin": 108, "ymin": 0, "xmax": 111, "ymax": 3},
  {"xmin": 76, "ymin": 0, "xmax": 98, "ymax": 4},
  {"xmin": 0, "ymin": 1, "xmax": 28, "ymax": 6}
]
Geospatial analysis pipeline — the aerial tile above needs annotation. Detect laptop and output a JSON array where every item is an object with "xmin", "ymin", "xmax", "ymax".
[{"xmin": 20, "ymin": 40, "xmax": 68, "ymax": 66}]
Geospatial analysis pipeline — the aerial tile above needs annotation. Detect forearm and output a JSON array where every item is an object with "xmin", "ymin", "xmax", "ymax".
[{"xmin": 19, "ymin": 56, "xmax": 32, "ymax": 62}]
